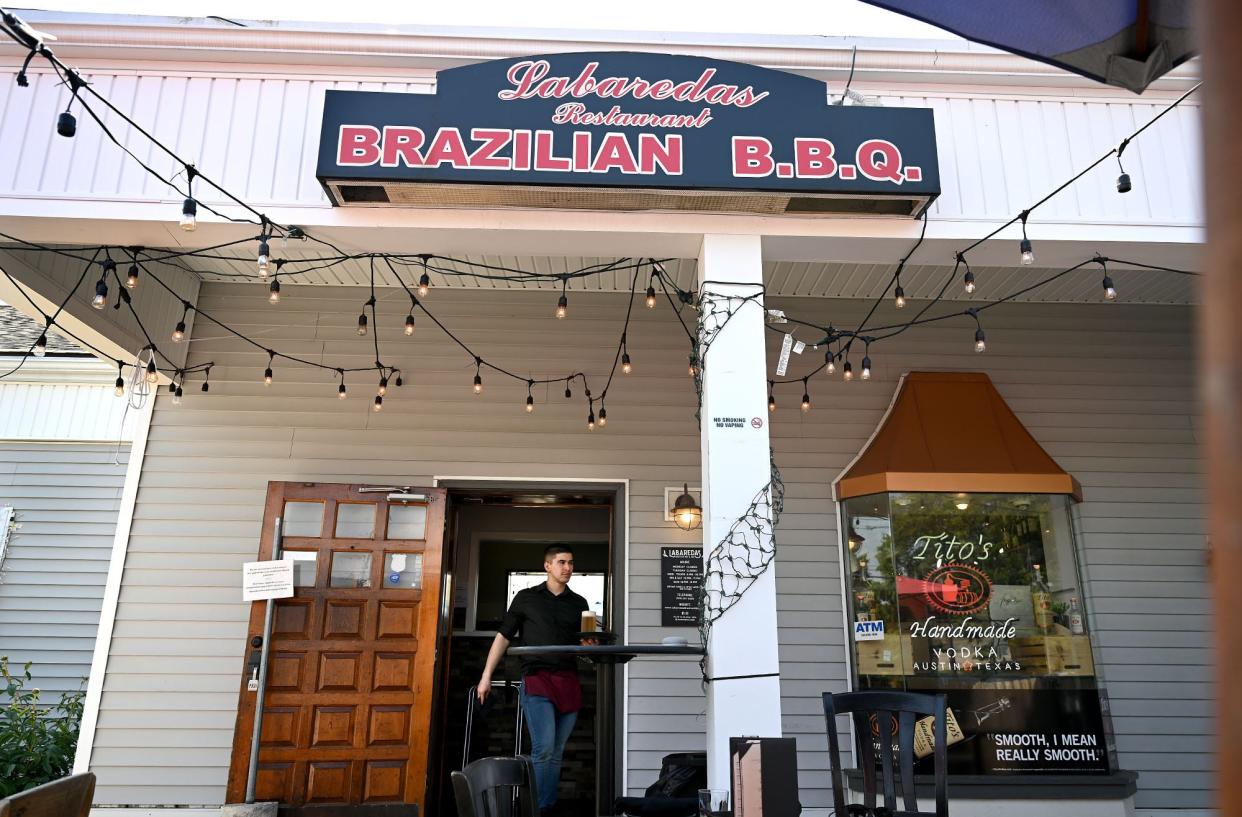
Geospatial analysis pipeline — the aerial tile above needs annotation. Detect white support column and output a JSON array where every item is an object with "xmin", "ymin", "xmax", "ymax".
[{"xmin": 697, "ymin": 234, "xmax": 782, "ymax": 791}]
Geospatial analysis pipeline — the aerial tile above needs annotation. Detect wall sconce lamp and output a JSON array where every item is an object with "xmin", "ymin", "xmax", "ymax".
[{"xmin": 671, "ymin": 483, "xmax": 702, "ymax": 531}]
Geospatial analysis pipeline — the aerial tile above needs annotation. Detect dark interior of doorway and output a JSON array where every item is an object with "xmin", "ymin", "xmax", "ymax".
[{"xmin": 427, "ymin": 485, "xmax": 619, "ymax": 817}]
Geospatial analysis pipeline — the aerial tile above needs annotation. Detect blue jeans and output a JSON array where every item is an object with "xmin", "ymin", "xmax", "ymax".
[{"xmin": 520, "ymin": 686, "xmax": 578, "ymax": 809}]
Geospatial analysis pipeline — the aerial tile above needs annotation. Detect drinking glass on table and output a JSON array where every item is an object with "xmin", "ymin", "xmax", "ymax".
[{"xmin": 698, "ymin": 788, "xmax": 730, "ymax": 817}]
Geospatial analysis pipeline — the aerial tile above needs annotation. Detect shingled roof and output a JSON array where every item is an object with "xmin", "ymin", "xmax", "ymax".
[{"xmin": 0, "ymin": 304, "xmax": 91, "ymax": 356}]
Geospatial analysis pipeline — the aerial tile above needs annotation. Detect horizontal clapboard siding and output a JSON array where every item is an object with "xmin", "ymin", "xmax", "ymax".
[
  {"xmin": 89, "ymin": 285, "xmax": 1202, "ymax": 811},
  {"xmin": 0, "ymin": 441, "xmax": 128, "ymax": 701}
]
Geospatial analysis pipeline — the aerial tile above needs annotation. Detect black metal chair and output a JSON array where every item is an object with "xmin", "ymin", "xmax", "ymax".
[
  {"xmin": 821, "ymin": 690, "xmax": 949, "ymax": 817},
  {"xmin": 451, "ymin": 755, "xmax": 540, "ymax": 817}
]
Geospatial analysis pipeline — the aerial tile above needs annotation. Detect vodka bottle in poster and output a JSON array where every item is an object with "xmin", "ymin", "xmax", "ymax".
[{"xmin": 1030, "ymin": 564, "xmax": 1052, "ymax": 631}]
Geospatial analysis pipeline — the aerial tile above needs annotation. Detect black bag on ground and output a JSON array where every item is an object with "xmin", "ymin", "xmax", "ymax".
[{"xmin": 613, "ymin": 752, "xmax": 707, "ymax": 817}]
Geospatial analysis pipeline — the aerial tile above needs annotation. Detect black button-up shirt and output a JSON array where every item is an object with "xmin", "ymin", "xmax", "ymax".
[{"xmin": 499, "ymin": 582, "xmax": 588, "ymax": 675}]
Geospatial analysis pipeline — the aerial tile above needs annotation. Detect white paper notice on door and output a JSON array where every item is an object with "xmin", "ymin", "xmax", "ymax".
[{"xmin": 242, "ymin": 559, "xmax": 295, "ymax": 601}]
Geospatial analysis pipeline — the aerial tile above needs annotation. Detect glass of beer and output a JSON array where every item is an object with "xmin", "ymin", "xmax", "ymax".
[{"xmin": 581, "ymin": 610, "xmax": 598, "ymax": 633}]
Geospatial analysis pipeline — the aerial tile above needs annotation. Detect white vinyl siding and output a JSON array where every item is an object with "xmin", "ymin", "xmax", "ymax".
[
  {"xmin": 0, "ymin": 441, "xmax": 129, "ymax": 701},
  {"xmin": 0, "ymin": 66, "xmax": 1198, "ymax": 230},
  {"xmin": 86, "ymin": 283, "xmax": 1202, "ymax": 811}
]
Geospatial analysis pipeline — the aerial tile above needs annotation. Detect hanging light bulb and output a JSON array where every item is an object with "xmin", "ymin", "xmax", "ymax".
[
  {"xmin": 598, "ymin": 406, "xmax": 607, "ymax": 427},
  {"xmin": 92, "ymin": 277, "xmax": 108, "ymax": 310},
  {"xmin": 645, "ymin": 283, "xmax": 657, "ymax": 308},
  {"xmin": 556, "ymin": 294, "xmax": 568, "ymax": 319},
  {"xmin": 622, "ymin": 352, "xmax": 632, "ymax": 374},
  {"xmin": 126, "ymin": 264, "xmax": 139, "ymax": 289},
  {"xmin": 145, "ymin": 358, "xmax": 158, "ymax": 383},
  {"xmin": 395, "ymin": 374, "xmax": 403, "ymax": 387},
  {"xmin": 1103, "ymin": 274, "xmax": 1117, "ymax": 301},
  {"xmin": 404, "ymin": 313, "xmax": 416, "ymax": 336},
  {"xmin": 800, "ymin": 380, "xmax": 811, "ymax": 412},
  {"xmin": 1019, "ymin": 237, "xmax": 1034, "ymax": 265},
  {"xmin": 114, "ymin": 373, "xmax": 125, "ymax": 397},
  {"xmin": 264, "ymin": 366, "xmax": 273, "ymax": 386},
  {"xmin": 564, "ymin": 382, "xmax": 573, "ymax": 399},
  {"xmin": 172, "ymin": 320, "xmax": 186, "ymax": 342},
  {"xmin": 201, "ymin": 366, "xmax": 211, "ymax": 394},
  {"xmin": 688, "ymin": 355, "xmax": 698, "ymax": 377},
  {"xmin": 257, "ymin": 238, "xmax": 271, "ymax": 277},
  {"xmin": 894, "ymin": 285, "xmax": 906, "ymax": 309},
  {"xmin": 768, "ymin": 386, "xmax": 776, "ymax": 413},
  {"xmin": 172, "ymin": 385, "xmax": 183, "ymax": 405},
  {"xmin": 338, "ymin": 382, "xmax": 348, "ymax": 400},
  {"xmin": 378, "ymin": 376, "xmax": 388, "ymax": 396},
  {"xmin": 843, "ymin": 361, "xmax": 854, "ymax": 382},
  {"xmin": 523, "ymin": 394, "xmax": 535, "ymax": 413},
  {"xmin": 975, "ymin": 327, "xmax": 987, "ymax": 353},
  {"xmin": 373, "ymin": 395, "xmax": 384, "ymax": 412},
  {"xmin": 180, "ymin": 197, "xmax": 197, "ymax": 231},
  {"xmin": 357, "ymin": 311, "xmax": 368, "ymax": 336},
  {"xmin": 587, "ymin": 409, "xmax": 596, "ymax": 431},
  {"xmin": 825, "ymin": 350, "xmax": 835, "ymax": 375},
  {"xmin": 861, "ymin": 355, "xmax": 872, "ymax": 380},
  {"xmin": 268, "ymin": 278, "xmax": 281, "ymax": 304},
  {"xmin": 964, "ymin": 268, "xmax": 976, "ymax": 294},
  {"xmin": 57, "ymin": 109, "xmax": 76, "ymax": 138},
  {"xmin": 1117, "ymin": 172, "xmax": 1132, "ymax": 193},
  {"xmin": 473, "ymin": 358, "xmax": 484, "ymax": 394},
  {"xmin": 33, "ymin": 332, "xmax": 47, "ymax": 357}
]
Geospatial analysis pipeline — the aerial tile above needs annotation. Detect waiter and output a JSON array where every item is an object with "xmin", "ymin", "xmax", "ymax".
[{"xmin": 478, "ymin": 544, "xmax": 595, "ymax": 816}]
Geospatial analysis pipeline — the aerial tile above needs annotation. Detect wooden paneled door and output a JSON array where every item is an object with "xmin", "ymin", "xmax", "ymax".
[{"xmin": 226, "ymin": 482, "xmax": 446, "ymax": 813}]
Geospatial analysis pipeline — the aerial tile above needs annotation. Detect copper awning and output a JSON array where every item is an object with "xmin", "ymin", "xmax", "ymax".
[{"xmin": 834, "ymin": 371, "xmax": 1082, "ymax": 501}]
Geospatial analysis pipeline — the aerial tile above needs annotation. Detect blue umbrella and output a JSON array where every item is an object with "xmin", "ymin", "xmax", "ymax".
[{"xmin": 857, "ymin": 1, "xmax": 1195, "ymax": 93}]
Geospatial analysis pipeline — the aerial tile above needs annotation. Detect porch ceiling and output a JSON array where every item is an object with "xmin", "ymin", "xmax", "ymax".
[{"xmin": 0, "ymin": 245, "xmax": 1197, "ymax": 305}]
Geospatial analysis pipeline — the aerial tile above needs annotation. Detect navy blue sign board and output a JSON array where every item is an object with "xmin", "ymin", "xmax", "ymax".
[{"xmin": 316, "ymin": 52, "xmax": 940, "ymax": 208}]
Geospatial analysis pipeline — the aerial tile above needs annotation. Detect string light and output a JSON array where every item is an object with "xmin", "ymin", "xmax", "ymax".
[
  {"xmin": 526, "ymin": 380, "xmax": 535, "ymax": 413},
  {"xmin": 181, "ymin": 166, "xmax": 198, "ymax": 231},
  {"xmin": 416, "ymin": 254, "xmax": 432, "ymax": 298},
  {"xmin": 843, "ymin": 360, "xmax": 854, "ymax": 382},
  {"xmin": 825, "ymin": 349, "xmax": 835, "ymax": 375},
  {"xmin": 268, "ymin": 277, "xmax": 280, "ymax": 304},
  {"xmin": 145, "ymin": 357, "xmax": 158, "ymax": 384},
  {"xmin": 1116, "ymin": 138, "xmax": 1132, "ymax": 193},
  {"xmin": 473, "ymin": 357, "xmax": 483, "ymax": 394},
  {"xmin": 56, "ymin": 77, "xmax": 82, "ymax": 138},
  {"xmin": 587, "ymin": 407, "xmax": 596, "ymax": 430},
  {"xmin": 114, "ymin": 361, "xmax": 125, "ymax": 396},
  {"xmin": 357, "ymin": 298, "xmax": 371, "ymax": 336},
  {"xmin": 394, "ymin": 372, "xmax": 403, "ymax": 387},
  {"xmin": 126, "ymin": 261, "xmax": 139, "ymax": 290},
  {"xmin": 689, "ymin": 354, "xmax": 698, "ymax": 377},
  {"xmin": 378, "ymin": 375, "xmax": 388, "ymax": 396},
  {"xmin": 621, "ymin": 333, "xmax": 632, "ymax": 373},
  {"xmin": 645, "ymin": 271, "xmax": 657, "ymax": 308},
  {"xmin": 564, "ymin": 380, "xmax": 572, "ymax": 399},
  {"xmin": 373, "ymin": 394, "xmax": 383, "ymax": 412},
  {"xmin": 1019, "ymin": 210, "xmax": 1035, "ymax": 265},
  {"xmin": 201, "ymin": 365, "xmax": 211, "ymax": 393},
  {"xmin": 172, "ymin": 384, "xmax": 183, "ymax": 405},
  {"xmin": 1099, "ymin": 258, "xmax": 1118, "ymax": 301},
  {"xmin": 800, "ymin": 378, "xmax": 811, "ymax": 412},
  {"xmin": 404, "ymin": 311, "xmax": 416, "ymax": 335},
  {"xmin": 336, "ymin": 369, "xmax": 347, "ymax": 399},
  {"xmin": 172, "ymin": 303, "xmax": 188, "ymax": 342},
  {"xmin": 91, "ymin": 261, "xmax": 113, "ymax": 309},
  {"xmin": 257, "ymin": 231, "xmax": 271, "ymax": 278},
  {"xmin": 893, "ymin": 263, "xmax": 906, "ymax": 308},
  {"xmin": 263, "ymin": 351, "xmax": 274, "ymax": 386},
  {"xmin": 960, "ymin": 254, "xmax": 976, "ymax": 295},
  {"xmin": 861, "ymin": 346, "xmax": 872, "ymax": 381},
  {"xmin": 556, "ymin": 277, "xmax": 568, "ymax": 319},
  {"xmin": 768, "ymin": 380, "xmax": 776, "ymax": 413},
  {"xmin": 970, "ymin": 309, "xmax": 987, "ymax": 353},
  {"xmin": 33, "ymin": 329, "xmax": 46, "ymax": 357},
  {"xmin": 598, "ymin": 404, "xmax": 607, "ymax": 427}
]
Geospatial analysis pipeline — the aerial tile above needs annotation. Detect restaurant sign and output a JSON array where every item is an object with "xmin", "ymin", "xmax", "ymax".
[{"xmin": 317, "ymin": 52, "xmax": 939, "ymax": 202}]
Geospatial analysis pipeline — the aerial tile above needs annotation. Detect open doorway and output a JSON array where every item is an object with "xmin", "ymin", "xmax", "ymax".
[{"xmin": 428, "ymin": 483, "xmax": 624, "ymax": 817}]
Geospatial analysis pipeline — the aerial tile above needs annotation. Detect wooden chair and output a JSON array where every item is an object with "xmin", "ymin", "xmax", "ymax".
[
  {"xmin": 0, "ymin": 772, "xmax": 95, "ymax": 817},
  {"xmin": 451, "ymin": 755, "xmax": 539, "ymax": 817},
  {"xmin": 821, "ymin": 690, "xmax": 949, "ymax": 817}
]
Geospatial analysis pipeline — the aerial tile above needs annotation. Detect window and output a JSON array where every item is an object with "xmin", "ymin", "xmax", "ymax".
[{"xmin": 842, "ymin": 492, "xmax": 1111, "ymax": 775}]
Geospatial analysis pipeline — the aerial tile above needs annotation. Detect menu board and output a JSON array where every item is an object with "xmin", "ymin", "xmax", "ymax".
[{"xmin": 661, "ymin": 546, "xmax": 703, "ymax": 626}]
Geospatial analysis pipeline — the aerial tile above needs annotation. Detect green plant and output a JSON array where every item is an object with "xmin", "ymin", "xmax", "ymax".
[{"xmin": 0, "ymin": 657, "xmax": 86, "ymax": 797}]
